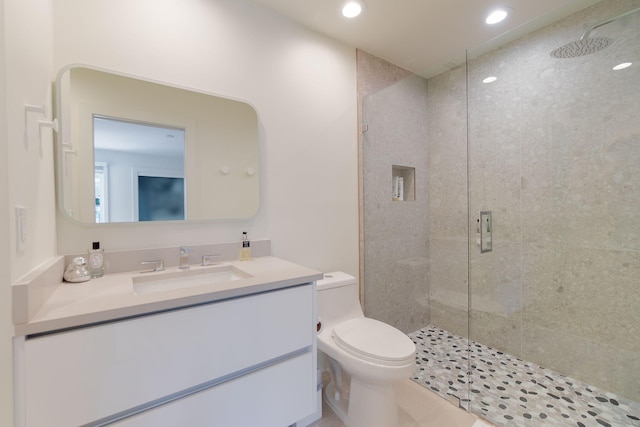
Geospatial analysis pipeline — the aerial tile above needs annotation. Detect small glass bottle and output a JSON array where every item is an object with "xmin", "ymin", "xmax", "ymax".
[
  {"xmin": 239, "ymin": 232, "xmax": 252, "ymax": 261},
  {"xmin": 88, "ymin": 241, "xmax": 105, "ymax": 278}
]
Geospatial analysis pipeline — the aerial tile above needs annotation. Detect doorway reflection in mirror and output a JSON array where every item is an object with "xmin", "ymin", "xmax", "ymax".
[{"xmin": 93, "ymin": 116, "xmax": 186, "ymax": 222}]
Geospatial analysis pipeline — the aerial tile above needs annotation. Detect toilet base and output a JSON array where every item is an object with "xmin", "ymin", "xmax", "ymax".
[
  {"xmin": 323, "ymin": 382, "xmax": 349, "ymax": 423},
  {"xmin": 323, "ymin": 378, "xmax": 400, "ymax": 427}
]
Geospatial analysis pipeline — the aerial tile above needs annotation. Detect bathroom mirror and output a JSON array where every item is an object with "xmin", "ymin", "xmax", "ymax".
[{"xmin": 55, "ymin": 66, "xmax": 260, "ymax": 224}]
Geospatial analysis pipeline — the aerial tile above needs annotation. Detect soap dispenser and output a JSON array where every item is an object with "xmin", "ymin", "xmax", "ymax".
[
  {"xmin": 239, "ymin": 232, "xmax": 252, "ymax": 261},
  {"xmin": 88, "ymin": 241, "xmax": 105, "ymax": 278}
]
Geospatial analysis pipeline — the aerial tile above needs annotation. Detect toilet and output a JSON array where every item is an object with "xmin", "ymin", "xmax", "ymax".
[{"xmin": 316, "ymin": 272, "xmax": 416, "ymax": 427}]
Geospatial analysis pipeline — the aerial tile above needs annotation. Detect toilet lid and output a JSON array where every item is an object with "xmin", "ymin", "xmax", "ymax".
[{"xmin": 332, "ymin": 318, "xmax": 416, "ymax": 365}]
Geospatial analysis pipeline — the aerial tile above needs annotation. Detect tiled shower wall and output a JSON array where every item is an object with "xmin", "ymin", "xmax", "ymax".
[
  {"xmin": 430, "ymin": 0, "xmax": 640, "ymax": 402},
  {"xmin": 357, "ymin": 52, "xmax": 470, "ymax": 337},
  {"xmin": 358, "ymin": 52, "xmax": 430, "ymax": 333}
]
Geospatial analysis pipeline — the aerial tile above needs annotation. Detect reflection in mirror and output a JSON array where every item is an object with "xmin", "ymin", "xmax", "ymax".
[
  {"xmin": 55, "ymin": 66, "xmax": 260, "ymax": 224},
  {"xmin": 93, "ymin": 117, "xmax": 186, "ymax": 222},
  {"xmin": 138, "ymin": 176, "xmax": 185, "ymax": 221}
]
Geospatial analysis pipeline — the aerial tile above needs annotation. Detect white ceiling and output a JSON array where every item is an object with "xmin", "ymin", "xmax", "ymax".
[
  {"xmin": 93, "ymin": 117, "xmax": 185, "ymax": 158},
  {"xmin": 93, "ymin": 1, "xmax": 604, "ymax": 155},
  {"xmin": 248, "ymin": 0, "xmax": 602, "ymax": 78}
]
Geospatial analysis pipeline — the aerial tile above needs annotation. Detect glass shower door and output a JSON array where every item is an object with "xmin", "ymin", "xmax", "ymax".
[
  {"xmin": 466, "ymin": 0, "xmax": 640, "ymax": 425},
  {"xmin": 360, "ymin": 66, "xmax": 471, "ymax": 409}
]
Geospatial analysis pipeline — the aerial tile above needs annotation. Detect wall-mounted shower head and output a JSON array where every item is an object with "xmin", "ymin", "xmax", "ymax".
[
  {"xmin": 550, "ymin": 37, "xmax": 612, "ymax": 58},
  {"xmin": 550, "ymin": 6, "xmax": 640, "ymax": 59}
]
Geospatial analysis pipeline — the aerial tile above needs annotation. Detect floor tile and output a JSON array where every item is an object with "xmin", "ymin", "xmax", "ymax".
[{"xmin": 410, "ymin": 325, "xmax": 640, "ymax": 427}]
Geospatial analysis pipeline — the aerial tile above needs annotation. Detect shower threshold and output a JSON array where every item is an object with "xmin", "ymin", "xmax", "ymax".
[{"xmin": 409, "ymin": 325, "xmax": 640, "ymax": 427}]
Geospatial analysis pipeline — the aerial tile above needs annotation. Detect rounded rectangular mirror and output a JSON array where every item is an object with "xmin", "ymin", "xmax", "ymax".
[{"xmin": 55, "ymin": 66, "xmax": 260, "ymax": 224}]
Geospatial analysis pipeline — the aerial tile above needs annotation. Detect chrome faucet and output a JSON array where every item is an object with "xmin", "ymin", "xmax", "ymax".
[{"xmin": 179, "ymin": 246, "xmax": 191, "ymax": 269}]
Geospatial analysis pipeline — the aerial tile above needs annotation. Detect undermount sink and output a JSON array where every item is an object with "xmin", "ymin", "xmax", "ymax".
[{"xmin": 132, "ymin": 264, "xmax": 252, "ymax": 295}]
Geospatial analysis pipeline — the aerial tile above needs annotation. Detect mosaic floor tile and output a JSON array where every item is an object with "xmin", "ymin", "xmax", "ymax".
[{"xmin": 409, "ymin": 325, "xmax": 640, "ymax": 427}]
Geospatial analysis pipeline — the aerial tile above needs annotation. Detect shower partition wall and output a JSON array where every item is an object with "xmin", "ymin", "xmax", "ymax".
[
  {"xmin": 361, "ymin": 74, "xmax": 431, "ymax": 334},
  {"xmin": 359, "ymin": 0, "xmax": 639, "ymax": 425}
]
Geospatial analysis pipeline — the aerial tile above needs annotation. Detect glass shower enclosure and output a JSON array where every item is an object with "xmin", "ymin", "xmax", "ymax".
[{"xmin": 360, "ymin": 0, "xmax": 640, "ymax": 425}]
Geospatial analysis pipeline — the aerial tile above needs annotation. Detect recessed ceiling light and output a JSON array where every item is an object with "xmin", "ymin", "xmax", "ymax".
[
  {"xmin": 342, "ymin": 0, "xmax": 366, "ymax": 18},
  {"xmin": 613, "ymin": 62, "xmax": 632, "ymax": 71},
  {"xmin": 486, "ymin": 9, "xmax": 508, "ymax": 25},
  {"xmin": 483, "ymin": 76, "xmax": 498, "ymax": 84}
]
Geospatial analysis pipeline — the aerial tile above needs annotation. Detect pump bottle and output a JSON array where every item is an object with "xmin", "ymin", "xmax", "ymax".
[
  {"xmin": 88, "ymin": 241, "xmax": 105, "ymax": 278},
  {"xmin": 239, "ymin": 232, "xmax": 252, "ymax": 261}
]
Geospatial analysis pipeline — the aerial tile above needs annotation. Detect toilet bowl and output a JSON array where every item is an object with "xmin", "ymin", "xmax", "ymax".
[{"xmin": 316, "ymin": 272, "xmax": 416, "ymax": 427}]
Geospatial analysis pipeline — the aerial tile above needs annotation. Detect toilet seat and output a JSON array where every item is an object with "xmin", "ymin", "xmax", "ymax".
[{"xmin": 332, "ymin": 318, "xmax": 416, "ymax": 366}]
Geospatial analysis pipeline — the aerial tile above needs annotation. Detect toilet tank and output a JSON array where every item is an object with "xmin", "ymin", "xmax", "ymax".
[{"xmin": 316, "ymin": 272, "xmax": 364, "ymax": 329}]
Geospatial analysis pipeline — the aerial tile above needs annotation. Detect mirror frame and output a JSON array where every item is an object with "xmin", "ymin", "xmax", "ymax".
[{"xmin": 54, "ymin": 64, "xmax": 261, "ymax": 225}]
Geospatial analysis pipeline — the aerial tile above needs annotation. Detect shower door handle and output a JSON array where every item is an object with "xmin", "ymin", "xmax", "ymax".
[{"xmin": 480, "ymin": 211, "xmax": 492, "ymax": 253}]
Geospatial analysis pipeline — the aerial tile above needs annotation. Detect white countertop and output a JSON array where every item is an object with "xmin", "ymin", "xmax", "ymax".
[{"xmin": 15, "ymin": 256, "xmax": 323, "ymax": 337}]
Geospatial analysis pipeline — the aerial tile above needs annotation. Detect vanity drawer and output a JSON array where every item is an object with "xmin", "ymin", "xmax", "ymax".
[
  {"xmin": 112, "ymin": 352, "xmax": 315, "ymax": 427},
  {"xmin": 22, "ymin": 284, "xmax": 314, "ymax": 427}
]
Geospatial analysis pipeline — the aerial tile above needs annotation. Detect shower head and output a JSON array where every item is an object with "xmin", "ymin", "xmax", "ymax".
[
  {"xmin": 550, "ymin": 37, "xmax": 612, "ymax": 58},
  {"xmin": 550, "ymin": 6, "xmax": 640, "ymax": 59}
]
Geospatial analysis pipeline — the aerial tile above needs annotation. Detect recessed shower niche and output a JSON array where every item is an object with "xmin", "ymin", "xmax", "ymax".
[{"xmin": 391, "ymin": 165, "xmax": 415, "ymax": 201}]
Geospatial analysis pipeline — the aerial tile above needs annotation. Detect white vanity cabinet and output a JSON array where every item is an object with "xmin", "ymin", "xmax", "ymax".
[
  {"xmin": 111, "ymin": 352, "xmax": 313, "ymax": 427},
  {"xmin": 17, "ymin": 283, "xmax": 316, "ymax": 427}
]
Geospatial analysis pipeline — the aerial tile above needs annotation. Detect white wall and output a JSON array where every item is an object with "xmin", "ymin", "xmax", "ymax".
[
  {"xmin": 6, "ymin": 1, "xmax": 56, "ymax": 281},
  {"xmin": 0, "ymin": 2, "xmax": 12, "ymax": 424},
  {"xmin": 2, "ymin": 1, "xmax": 56, "ymax": 425},
  {"xmin": 1, "ymin": 1, "xmax": 357, "ymax": 425},
  {"xmin": 53, "ymin": 0, "xmax": 359, "ymax": 277}
]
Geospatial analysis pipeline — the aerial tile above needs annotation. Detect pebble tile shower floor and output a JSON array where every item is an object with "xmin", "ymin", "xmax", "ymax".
[{"xmin": 409, "ymin": 326, "xmax": 640, "ymax": 427}]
